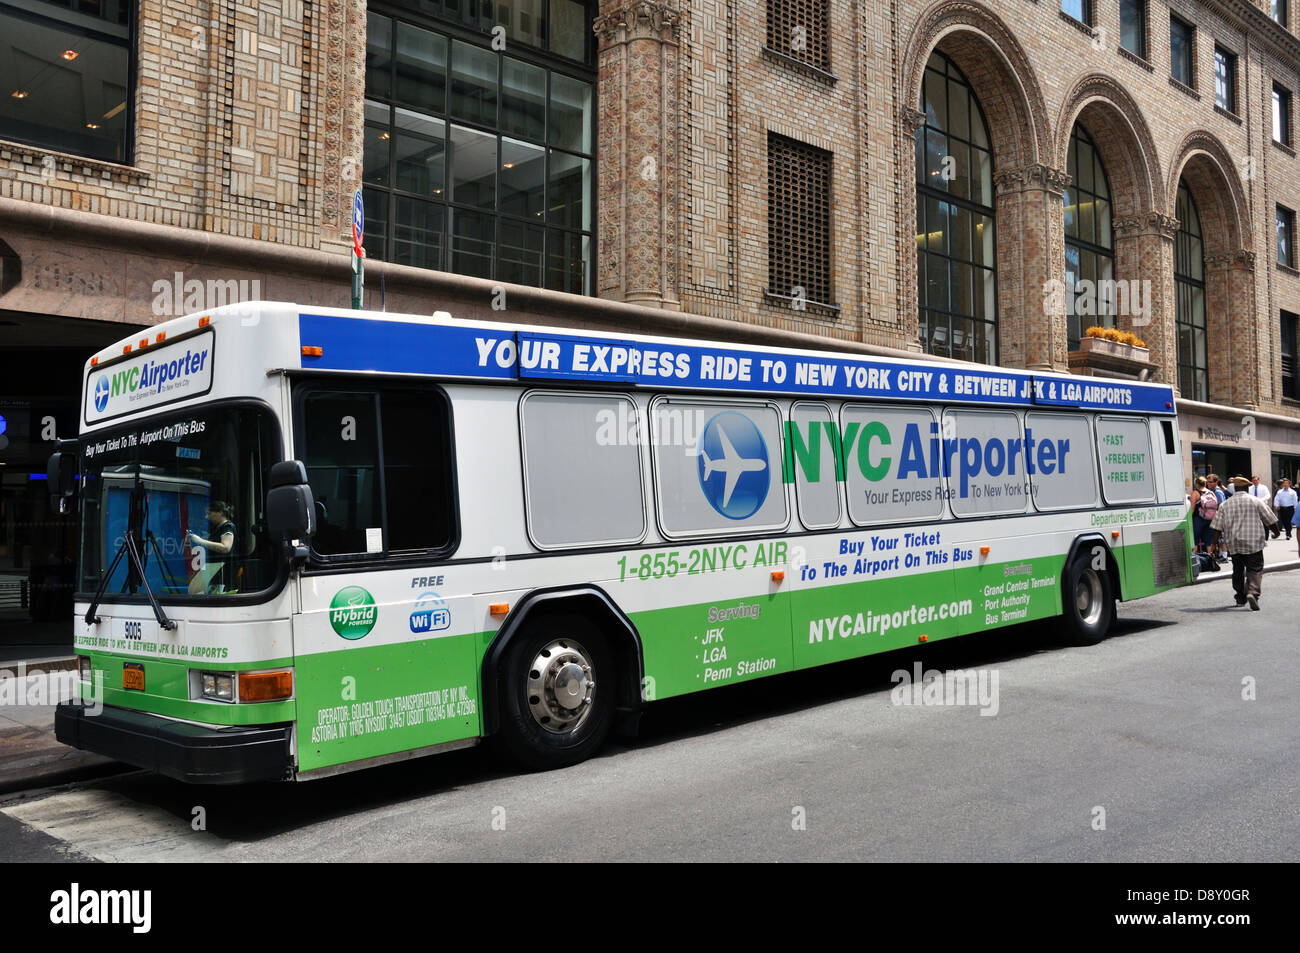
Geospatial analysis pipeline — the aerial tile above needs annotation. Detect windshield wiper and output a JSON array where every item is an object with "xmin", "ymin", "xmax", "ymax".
[{"xmin": 84, "ymin": 462, "xmax": 176, "ymax": 630}]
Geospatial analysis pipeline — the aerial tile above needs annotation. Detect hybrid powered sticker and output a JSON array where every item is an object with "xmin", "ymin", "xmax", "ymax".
[{"xmin": 330, "ymin": 586, "xmax": 378, "ymax": 640}]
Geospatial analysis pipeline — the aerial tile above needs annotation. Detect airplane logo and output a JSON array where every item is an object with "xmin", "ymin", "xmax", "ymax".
[
  {"xmin": 697, "ymin": 412, "xmax": 770, "ymax": 520},
  {"xmin": 93, "ymin": 376, "xmax": 110, "ymax": 413}
]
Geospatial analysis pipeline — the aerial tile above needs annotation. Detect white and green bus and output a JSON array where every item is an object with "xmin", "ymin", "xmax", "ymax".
[{"xmin": 51, "ymin": 303, "xmax": 1194, "ymax": 782}]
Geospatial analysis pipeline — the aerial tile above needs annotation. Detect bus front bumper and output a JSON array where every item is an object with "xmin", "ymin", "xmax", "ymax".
[{"xmin": 56, "ymin": 701, "xmax": 293, "ymax": 784}]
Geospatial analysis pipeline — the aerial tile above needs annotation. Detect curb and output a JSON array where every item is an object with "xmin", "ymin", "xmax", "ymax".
[
  {"xmin": 1193, "ymin": 558, "xmax": 1300, "ymax": 584},
  {"xmin": 0, "ymin": 758, "xmax": 129, "ymax": 798}
]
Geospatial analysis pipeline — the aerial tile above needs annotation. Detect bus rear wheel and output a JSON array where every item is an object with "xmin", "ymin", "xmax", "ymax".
[
  {"xmin": 1062, "ymin": 551, "xmax": 1115, "ymax": 646},
  {"xmin": 496, "ymin": 617, "xmax": 613, "ymax": 771}
]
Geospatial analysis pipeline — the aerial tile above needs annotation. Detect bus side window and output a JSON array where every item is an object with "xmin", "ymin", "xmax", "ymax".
[
  {"xmin": 651, "ymin": 398, "xmax": 788, "ymax": 538},
  {"xmin": 1095, "ymin": 417, "xmax": 1156, "ymax": 505},
  {"xmin": 520, "ymin": 392, "xmax": 647, "ymax": 549},
  {"xmin": 788, "ymin": 402, "xmax": 842, "ymax": 530},
  {"xmin": 298, "ymin": 386, "xmax": 456, "ymax": 558},
  {"xmin": 943, "ymin": 408, "xmax": 1029, "ymax": 518},
  {"xmin": 302, "ymin": 391, "xmax": 381, "ymax": 555},
  {"xmin": 1024, "ymin": 412, "xmax": 1098, "ymax": 511},
  {"xmin": 839, "ymin": 403, "xmax": 944, "ymax": 526}
]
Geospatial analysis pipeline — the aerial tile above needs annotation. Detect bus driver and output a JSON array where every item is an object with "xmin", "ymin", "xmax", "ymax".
[{"xmin": 188, "ymin": 501, "xmax": 237, "ymax": 592}]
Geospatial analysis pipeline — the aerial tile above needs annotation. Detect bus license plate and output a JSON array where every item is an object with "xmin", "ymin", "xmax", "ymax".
[{"xmin": 123, "ymin": 663, "xmax": 145, "ymax": 692}]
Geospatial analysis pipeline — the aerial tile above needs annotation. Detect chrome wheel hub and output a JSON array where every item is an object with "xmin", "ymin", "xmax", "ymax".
[
  {"xmin": 526, "ymin": 639, "xmax": 596, "ymax": 733},
  {"xmin": 1075, "ymin": 569, "xmax": 1103, "ymax": 626}
]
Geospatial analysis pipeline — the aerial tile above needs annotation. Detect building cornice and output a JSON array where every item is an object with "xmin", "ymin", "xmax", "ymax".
[
  {"xmin": 0, "ymin": 196, "xmax": 966, "ymax": 363},
  {"xmin": 1209, "ymin": 0, "xmax": 1300, "ymax": 70}
]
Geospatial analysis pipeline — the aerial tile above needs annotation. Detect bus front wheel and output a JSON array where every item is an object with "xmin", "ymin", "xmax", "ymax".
[
  {"xmin": 496, "ymin": 616, "xmax": 614, "ymax": 770},
  {"xmin": 1062, "ymin": 551, "xmax": 1115, "ymax": 646}
]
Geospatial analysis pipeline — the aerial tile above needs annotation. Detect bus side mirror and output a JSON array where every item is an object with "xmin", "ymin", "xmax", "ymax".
[
  {"xmin": 46, "ymin": 442, "xmax": 79, "ymax": 514},
  {"xmin": 266, "ymin": 461, "xmax": 317, "ymax": 543}
]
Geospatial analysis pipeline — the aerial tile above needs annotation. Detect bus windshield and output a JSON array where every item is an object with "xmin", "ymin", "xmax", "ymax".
[{"xmin": 77, "ymin": 404, "xmax": 281, "ymax": 600}]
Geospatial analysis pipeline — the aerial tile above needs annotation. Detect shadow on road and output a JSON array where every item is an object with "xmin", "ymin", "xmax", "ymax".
[{"xmin": 74, "ymin": 611, "xmax": 1179, "ymax": 845}]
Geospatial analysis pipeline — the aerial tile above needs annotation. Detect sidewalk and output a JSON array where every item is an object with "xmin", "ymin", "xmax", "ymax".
[
  {"xmin": 1191, "ymin": 531, "xmax": 1300, "ymax": 584},
  {"xmin": 0, "ymin": 686, "xmax": 121, "ymax": 796}
]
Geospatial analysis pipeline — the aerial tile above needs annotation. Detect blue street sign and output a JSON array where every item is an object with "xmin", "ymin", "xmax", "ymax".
[{"xmin": 352, "ymin": 189, "xmax": 364, "ymax": 254}]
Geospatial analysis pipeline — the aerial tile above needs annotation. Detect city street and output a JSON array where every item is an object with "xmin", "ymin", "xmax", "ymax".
[{"xmin": 3, "ymin": 568, "xmax": 1295, "ymax": 863}]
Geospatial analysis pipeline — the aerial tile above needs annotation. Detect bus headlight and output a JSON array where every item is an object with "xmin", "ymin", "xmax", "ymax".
[{"xmin": 201, "ymin": 672, "xmax": 235, "ymax": 702}]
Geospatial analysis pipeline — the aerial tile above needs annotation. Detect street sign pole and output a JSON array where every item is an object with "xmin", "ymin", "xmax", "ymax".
[
  {"xmin": 351, "ymin": 250, "xmax": 364, "ymax": 310},
  {"xmin": 351, "ymin": 189, "xmax": 364, "ymax": 310}
]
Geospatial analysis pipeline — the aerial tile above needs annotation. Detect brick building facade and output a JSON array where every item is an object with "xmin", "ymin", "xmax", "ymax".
[{"xmin": 0, "ymin": 0, "xmax": 1298, "ymax": 639}]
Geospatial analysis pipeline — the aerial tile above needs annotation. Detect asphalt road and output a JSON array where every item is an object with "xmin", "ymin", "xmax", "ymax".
[{"xmin": 3, "ymin": 570, "xmax": 1297, "ymax": 862}]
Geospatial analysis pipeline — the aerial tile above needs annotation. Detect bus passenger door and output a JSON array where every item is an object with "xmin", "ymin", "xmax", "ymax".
[{"xmin": 289, "ymin": 383, "xmax": 479, "ymax": 775}]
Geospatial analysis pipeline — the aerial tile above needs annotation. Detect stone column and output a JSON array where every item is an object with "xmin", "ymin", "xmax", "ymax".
[
  {"xmin": 593, "ymin": 0, "xmax": 681, "ymax": 310},
  {"xmin": 899, "ymin": 106, "xmax": 927, "ymax": 352},
  {"xmin": 1113, "ymin": 211, "xmax": 1178, "ymax": 385},
  {"xmin": 993, "ymin": 162, "xmax": 1070, "ymax": 372},
  {"xmin": 1204, "ymin": 249, "xmax": 1258, "ymax": 408}
]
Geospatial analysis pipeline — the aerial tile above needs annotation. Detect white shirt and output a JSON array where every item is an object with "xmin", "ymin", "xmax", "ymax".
[
  {"xmin": 1275, "ymin": 487, "xmax": 1299, "ymax": 508},
  {"xmin": 1249, "ymin": 483, "xmax": 1270, "ymax": 499}
]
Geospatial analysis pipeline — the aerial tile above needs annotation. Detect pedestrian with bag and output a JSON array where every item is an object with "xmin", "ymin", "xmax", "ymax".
[
  {"xmin": 1197, "ymin": 476, "xmax": 1220, "ymax": 553},
  {"xmin": 1210, "ymin": 476, "xmax": 1279, "ymax": 610}
]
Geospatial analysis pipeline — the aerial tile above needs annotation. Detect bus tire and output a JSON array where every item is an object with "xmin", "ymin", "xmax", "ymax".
[
  {"xmin": 1062, "ymin": 551, "xmax": 1115, "ymax": 646},
  {"xmin": 495, "ymin": 615, "xmax": 613, "ymax": 771}
]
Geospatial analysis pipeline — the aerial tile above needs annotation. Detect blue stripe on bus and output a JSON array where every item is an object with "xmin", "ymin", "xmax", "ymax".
[{"xmin": 298, "ymin": 313, "xmax": 1176, "ymax": 413}]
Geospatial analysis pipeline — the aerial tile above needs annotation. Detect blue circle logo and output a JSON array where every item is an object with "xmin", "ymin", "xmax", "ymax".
[
  {"xmin": 697, "ymin": 412, "xmax": 770, "ymax": 520},
  {"xmin": 93, "ymin": 376, "xmax": 110, "ymax": 413}
]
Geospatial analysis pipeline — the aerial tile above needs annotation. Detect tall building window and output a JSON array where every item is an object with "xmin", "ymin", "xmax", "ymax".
[
  {"xmin": 0, "ymin": 0, "xmax": 133, "ymax": 164},
  {"xmin": 1214, "ymin": 46, "xmax": 1237, "ymax": 113},
  {"xmin": 1273, "ymin": 0, "xmax": 1288, "ymax": 29},
  {"xmin": 363, "ymin": 7, "xmax": 595, "ymax": 294},
  {"xmin": 767, "ymin": 133, "xmax": 833, "ymax": 308},
  {"xmin": 1062, "ymin": 0, "xmax": 1092, "ymax": 25},
  {"xmin": 1175, "ymin": 182, "xmax": 1207, "ymax": 402},
  {"xmin": 1120, "ymin": 0, "xmax": 1147, "ymax": 57},
  {"xmin": 1170, "ymin": 16, "xmax": 1195, "ymax": 88},
  {"xmin": 1279, "ymin": 205, "xmax": 1296, "ymax": 268},
  {"xmin": 1064, "ymin": 125, "xmax": 1114, "ymax": 349},
  {"xmin": 766, "ymin": 0, "xmax": 830, "ymax": 73},
  {"xmin": 1275, "ymin": 84, "xmax": 1292, "ymax": 146},
  {"xmin": 1283, "ymin": 311, "xmax": 1298, "ymax": 401},
  {"xmin": 916, "ymin": 51, "xmax": 997, "ymax": 365}
]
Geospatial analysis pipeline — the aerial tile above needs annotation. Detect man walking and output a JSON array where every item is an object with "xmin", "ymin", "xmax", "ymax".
[
  {"xmin": 1274, "ymin": 478, "xmax": 1297, "ymax": 541},
  {"xmin": 1211, "ymin": 476, "xmax": 1279, "ymax": 610}
]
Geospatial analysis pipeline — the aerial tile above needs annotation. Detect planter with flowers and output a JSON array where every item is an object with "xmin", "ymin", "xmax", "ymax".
[{"xmin": 1068, "ymin": 326, "xmax": 1157, "ymax": 379}]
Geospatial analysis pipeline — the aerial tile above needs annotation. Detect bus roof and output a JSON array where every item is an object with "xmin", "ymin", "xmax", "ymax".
[{"xmin": 85, "ymin": 303, "xmax": 1178, "ymax": 416}]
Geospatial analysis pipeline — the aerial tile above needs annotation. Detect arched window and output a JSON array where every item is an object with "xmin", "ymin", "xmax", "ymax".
[
  {"xmin": 1175, "ymin": 181, "xmax": 1207, "ymax": 401},
  {"xmin": 1064, "ymin": 124, "xmax": 1115, "ymax": 349},
  {"xmin": 916, "ymin": 51, "xmax": 997, "ymax": 364}
]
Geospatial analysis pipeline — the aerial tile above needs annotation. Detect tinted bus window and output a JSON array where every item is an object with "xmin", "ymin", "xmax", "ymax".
[
  {"xmin": 652, "ymin": 399, "xmax": 787, "ymax": 537},
  {"xmin": 841, "ymin": 404, "xmax": 945, "ymax": 525},
  {"xmin": 1096, "ymin": 416, "xmax": 1155, "ymax": 504},
  {"xmin": 787, "ymin": 402, "xmax": 842, "ymax": 530},
  {"xmin": 521, "ymin": 392, "xmax": 646, "ymax": 548},
  {"xmin": 944, "ymin": 409, "xmax": 1030, "ymax": 517},
  {"xmin": 1026, "ymin": 412, "xmax": 1098, "ymax": 510}
]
